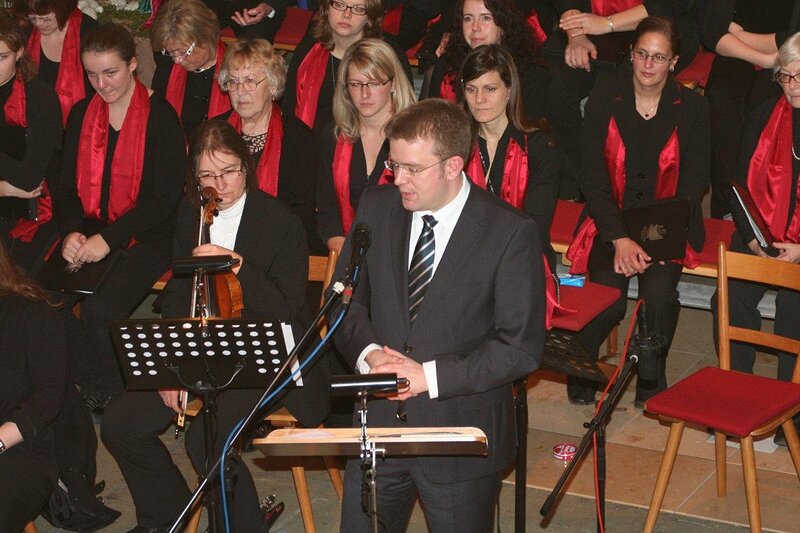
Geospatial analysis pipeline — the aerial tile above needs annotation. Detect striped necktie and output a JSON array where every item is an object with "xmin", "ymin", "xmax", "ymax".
[{"xmin": 408, "ymin": 215, "xmax": 438, "ymax": 323}]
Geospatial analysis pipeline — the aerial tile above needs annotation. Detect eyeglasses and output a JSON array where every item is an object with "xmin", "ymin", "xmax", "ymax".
[
  {"xmin": 346, "ymin": 77, "xmax": 393, "ymax": 91},
  {"xmin": 27, "ymin": 13, "xmax": 56, "ymax": 23},
  {"xmin": 224, "ymin": 77, "xmax": 268, "ymax": 92},
  {"xmin": 775, "ymin": 72, "xmax": 800, "ymax": 84},
  {"xmin": 330, "ymin": 1, "xmax": 367, "ymax": 16},
  {"xmin": 384, "ymin": 157, "xmax": 448, "ymax": 176},
  {"xmin": 161, "ymin": 42, "xmax": 195, "ymax": 62},
  {"xmin": 198, "ymin": 168, "xmax": 243, "ymax": 184},
  {"xmin": 631, "ymin": 49, "xmax": 672, "ymax": 64}
]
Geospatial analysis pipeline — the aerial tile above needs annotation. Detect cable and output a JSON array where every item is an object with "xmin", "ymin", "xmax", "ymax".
[{"xmin": 219, "ymin": 306, "xmax": 347, "ymax": 532}]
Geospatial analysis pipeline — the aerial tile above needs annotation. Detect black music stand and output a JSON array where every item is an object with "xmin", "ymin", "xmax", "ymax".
[{"xmin": 110, "ymin": 317, "xmax": 293, "ymax": 533}]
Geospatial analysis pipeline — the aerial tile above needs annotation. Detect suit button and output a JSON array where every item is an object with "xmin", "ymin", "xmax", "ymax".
[
  {"xmin": 637, "ymin": 172, "xmax": 645, "ymax": 179},
  {"xmin": 404, "ymin": 344, "xmax": 413, "ymax": 354},
  {"xmin": 635, "ymin": 192, "xmax": 644, "ymax": 199}
]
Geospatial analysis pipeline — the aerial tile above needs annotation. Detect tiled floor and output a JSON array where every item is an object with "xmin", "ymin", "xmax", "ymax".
[{"xmin": 31, "ymin": 302, "xmax": 800, "ymax": 532}]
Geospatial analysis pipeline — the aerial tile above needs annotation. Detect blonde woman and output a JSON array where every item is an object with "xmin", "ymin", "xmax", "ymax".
[{"xmin": 316, "ymin": 38, "xmax": 416, "ymax": 254}]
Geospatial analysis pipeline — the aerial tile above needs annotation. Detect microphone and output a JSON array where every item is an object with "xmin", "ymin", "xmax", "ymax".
[
  {"xmin": 330, "ymin": 373, "xmax": 409, "ymax": 396},
  {"xmin": 340, "ymin": 224, "xmax": 371, "ymax": 307},
  {"xmin": 635, "ymin": 302, "xmax": 660, "ymax": 382}
]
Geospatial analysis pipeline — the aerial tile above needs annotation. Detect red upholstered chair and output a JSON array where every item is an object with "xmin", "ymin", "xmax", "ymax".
[
  {"xmin": 643, "ymin": 242, "xmax": 800, "ymax": 533},
  {"xmin": 675, "ymin": 49, "xmax": 715, "ymax": 92}
]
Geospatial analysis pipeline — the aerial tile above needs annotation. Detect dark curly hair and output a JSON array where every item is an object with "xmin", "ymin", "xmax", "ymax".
[{"xmin": 442, "ymin": 0, "xmax": 541, "ymax": 78}]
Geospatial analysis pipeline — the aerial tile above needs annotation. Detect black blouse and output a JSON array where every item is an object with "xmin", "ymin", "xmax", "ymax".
[
  {"xmin": 55, "ymin": 93, "xmax": 187, "ymax": 255},
  {"xmin": 151, "ymin": 54, "xmax": 217, "ymax": 139},
  {"xmin": 36, "ymin": 13, "xmax": 96, "ymax": 102},
  {"xmin": 580, "ymin": 67, "xmax": 709, "ymax": 252},
  {"xmin": 703, "ymin": 0, "xmax": 798, "ymax": 51},
  {"xmin": 316, "ymin": 121, "xmax": 391, "ymax": 242}
]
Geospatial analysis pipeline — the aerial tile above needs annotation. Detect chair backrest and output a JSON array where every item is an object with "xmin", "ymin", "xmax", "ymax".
[
  {"xmin": 308, "ymin": 249, "xmax": 339, "ymax": 336},
  {"xmin": 716, "ymin": 242, "xmax": 800, "ymax": 382}
]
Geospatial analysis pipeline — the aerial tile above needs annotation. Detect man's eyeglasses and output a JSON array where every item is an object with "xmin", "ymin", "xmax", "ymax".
[
  {"xmin": 346, "ymin": 77, "xmax": 393, "ymax": 91},
  {"xmin": 223, "ymin": 77, "xmax": 269, "ymax": 92},
  {"xmin": 384, "ymin": 157, "xmax": 448, "ymax": 176},
  {"xmin": 330, "ymin": 1, "xmax": 367, "ymax": 16},
  {"xmin": 631, "ymin": 49, "xmax": 672, "ymax": 64},
  {"xmin": 161, "ymin": 42, "xmax": 195, "ymax": 62},
  {"xmin": 27, "ymin": 13, "xmax": 56, "ymax": 23},
  {"xmin": 198, "ymin": 168, "xmax": 243, "ymax": 184},
  {"xmin": 775, "ymin": 72, "xmax": 800, "ymax": 84}
]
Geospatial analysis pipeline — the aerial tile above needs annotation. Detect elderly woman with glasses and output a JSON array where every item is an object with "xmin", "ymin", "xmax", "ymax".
[
  {"xmin": 214, "ymin": 38, "xmax": 325, "ymax": 253},
  {"xmin": 564, "ymin": 17, "xmax": 709, "ymax": 407},
  {"xmin": 317, "ymin": 38, "xmax": 417, "ymax": 255},
  {"xmin": 150, "ymin": 0, "xmax": 230, "ymax": 138},
  {"xmin": 710, "ymin": 32, "xmax": 800, "ymax": 447},
  {"xmin": 13, "ymin": 0, "xmax": 96, "ymax": 125},
  {"xmin": 283, "ymin": 0, "xmax": 412, "ymax": 139}
]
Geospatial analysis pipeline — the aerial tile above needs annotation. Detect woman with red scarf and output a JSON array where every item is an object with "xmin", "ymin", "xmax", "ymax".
[
  {"xmin": 565, "ymin": 17, "xmax": 708, "ymax": 406},
  {"xmin": 282, "ymin": 0, "xmax": 412, "ymax": 139},
  {"xmin": 711, "ymin": 33, "xmax": 800, "ymax": 447},
  {"xmin": 14, "ymin": 0, "xmax": 96, "ymax": 125},
  {"xmin": 459, "ymin": 44, "xmax": 558, "ymax": 269},
  {"xmin": 150, "ymin": 0, "xmax": 231, "ymax": 138},
  {"xmin": 54, "ymin": 23, "xmax": 186, "ymax": 406},
  {"xmin": 215, "ymin": 38, "xmax": 326, "ymax": 254},
  {"xmin": 317, "ymin": 38, "xmax": 417, "ymax": 255},
  {"xmin": 0, "ymin": 12, "xmax": 61, "ymax": 275},
  {"xmin": 426, "ymin": 0, "xmax": 549, "ymax": 124}
]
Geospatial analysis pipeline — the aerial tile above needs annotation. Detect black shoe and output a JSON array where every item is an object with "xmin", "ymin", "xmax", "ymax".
[
  {"xmin": 264, "ymin": 501, "xmax": 284, "ymax": 529},
  {"xmin": 567, "ymin": 387, "xmax": 596, "ymax": 406}
]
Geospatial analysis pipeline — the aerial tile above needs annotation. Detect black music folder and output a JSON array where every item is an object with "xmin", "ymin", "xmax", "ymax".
[
  {"xmin": 731, "ymin": 182, "xmax": 780, "ymax": 257},
  {"xmin": 0, "ymin": 197, "xmax": 37, "ymax": 221},
  {"xmin": 623, "ymin": 197, "xmax": 689, "ymax": 262},
  {"xmin": 38, "ymin": 248, "xmax": 123, "ymax": 295}
]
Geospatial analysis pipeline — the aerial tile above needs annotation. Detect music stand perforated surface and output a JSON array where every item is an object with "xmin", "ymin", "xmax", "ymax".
[{"xmin": 110, "ymin": 317, "xmax": 291, "ymax": 391}]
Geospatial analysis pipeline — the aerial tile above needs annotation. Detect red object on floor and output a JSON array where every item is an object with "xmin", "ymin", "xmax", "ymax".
[
  {"xmin": 551, "ymin": 282, "xmax": 620, "ymax": 332},
  {"xmin": 675, "ymin": 50, "xmax": 715, "ymax": 89},
  {"xmin": 645, "ymin": 366, "xmax": 800, "ymax": 438}
]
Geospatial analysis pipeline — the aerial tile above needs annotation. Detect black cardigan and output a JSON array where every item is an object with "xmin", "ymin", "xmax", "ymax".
[
  {"xmin": 55, "ymin": 93, "xmax": 187, "ymax": 255},
  {"xmin": 579, "ymin": 67, "xmax": 709, "ymax": 253},
  {"xmin": 151, "ymin": 55, "xmax": 218, "ymax": 139},
  {"xmin": 703, "ymin": 0, "xmax": 798, "ymax": 51}
]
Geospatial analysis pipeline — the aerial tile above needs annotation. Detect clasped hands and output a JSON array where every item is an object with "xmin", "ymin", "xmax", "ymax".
[
  {"xmin": 366, "ymin": 345, "xmax": 427, "ymax": 401},
  {"xmin": 62, "ymin": 232, "xmax": 111, "ymax": 264},
  {"xmin": 613, "ymin": 237, "xmax": 656, "ymax": 277}
]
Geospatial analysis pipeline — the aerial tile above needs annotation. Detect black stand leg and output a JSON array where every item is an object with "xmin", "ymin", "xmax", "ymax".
[
  {"xmin": 201, "ymin": 391, "xmax": 220, "ymax": 533},
  {"xmin": 513, "ymin": 378, "xmax": 527, "ymax": 533}
]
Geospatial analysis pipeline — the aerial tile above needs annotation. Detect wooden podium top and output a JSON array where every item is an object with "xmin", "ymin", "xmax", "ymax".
[{"xmin": 255, "ymin": 427, "xmax": 488, "ymax": 457}]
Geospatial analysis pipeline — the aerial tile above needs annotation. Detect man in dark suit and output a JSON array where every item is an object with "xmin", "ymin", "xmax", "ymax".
[{"xmin": 334, "ymin": 99, "xmax": 545, "ymax": 532}]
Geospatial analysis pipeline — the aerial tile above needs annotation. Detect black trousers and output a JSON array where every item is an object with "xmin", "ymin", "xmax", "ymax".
[
  {"xmin": 711, "ymin": 233, "xmax": 800, "ymax": 381},
  {"xmin": 568, "ymin": 246, "xmax": 684, "ymax": 402},
  {"xmin": 339, "ymin": 456, "xmax": 503, "ymax": 533},
  {"xmin": 59, "ymin": 243, "xmax": 170, "ymax": 398},
  {"xmin": 0, "ymin": 444, "xmax": 57, "ymax": 532},
  {"xmin": 705, "ymin": 56, "xmax": 782, "ymax": 219},
  {"xmin": 102, "ymin": 389, "xmax": 270, "ymax": 531}
]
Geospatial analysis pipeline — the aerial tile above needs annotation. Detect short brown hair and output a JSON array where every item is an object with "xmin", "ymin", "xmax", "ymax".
[
  {"xmin": 218, "ymin": 39, "xmax": 286, "ymax": 100},
  {"xmin": 632, "ymin": 16, "xmax": 681, "ymax": 58},
  {"xmin": 14, "ymin": 0, "xmax": 75, "ymax": 29},
  {"xmin": 385, "ymin": 99, "xmax": 472, "ymax": 162},
  {"xmin": 0, "ymin": 11, "xmax": 37, "ymax": 80},
  {"xmin": 311, "ymin": 0, "xmax": 384, "ymax": 50},
  {"xmin": 150, "ymin": 0, "xmax": 219, "ymax": 53},
  {"xmin": 81, "ymin": 22, "xmax": 136, "ymax": 64},
  {"xmin": 187, "ymin": 120, "xmax": 256, "ymax": 208}
]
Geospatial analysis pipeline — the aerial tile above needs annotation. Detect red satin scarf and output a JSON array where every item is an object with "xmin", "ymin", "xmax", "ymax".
[
  {"xmin": 526, "ymin": 10, "xmax": 548, "ymax": 46},
  {"xmin": 332, "ymin": 134, "xmax": 392, "ymax": 234},
  {"xmin": 567, "ymin": 115, "xmax": 700, "ymax": 273},
  {"xmin": 76, "ymin": 80, "xmax": 150, "ymax": 222},
  {"xmin": 295, "ymin": 42, "xmax": 330, "ymax": 128},
  {"xmin": 227, "ymin": 102, "xmax": 283, "ymax": 196},
  {"xmin": 590, "ymin": 0, "xmax": 642, "ymax": 17},
  {"xmin": 3, "ymin": 75, "xmax": 26, "ymax": 127},
  {"xmin": 27, "ymin": 9, "xmax": 85, "ymax": 127},
  {"xmin": 466, "ymin": 135, "xmax": 529, "ymax": 209},
  {"xmin": 746, "ymin": 97, "xmax": 800, "ymax": 243},
  {"xmin": 165, "ymin": 40, "xmax": 230, "ymax": 120},
  {"xmin": 439, "ymin": 72, "xmax": 457, "ymax": 102}
]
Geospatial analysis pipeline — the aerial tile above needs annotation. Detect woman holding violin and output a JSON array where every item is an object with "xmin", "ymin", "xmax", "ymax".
[{"xmin": 102, "ymin": 120, "xmax": 330, "ymax": 532}]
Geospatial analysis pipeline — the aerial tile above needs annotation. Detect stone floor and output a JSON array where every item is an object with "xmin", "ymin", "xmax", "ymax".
[{"xmin": 28, "ymin": 298, "xmax": 800, "ymax": 532}]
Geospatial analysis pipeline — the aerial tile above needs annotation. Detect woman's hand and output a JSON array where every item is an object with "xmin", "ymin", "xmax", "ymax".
[
  {"xmin": 612, "ymin": 237, "xmax": 651, "ymax": 277},
  {"xmin": 62, "ymin": 232, "xmax": 87, "ymax": 263},
  {"xmin": 0, "ymin": 179, "xmax": 43, "ymax": 199},
  {"xmin": 192, "ymin": 243, "xmax": 244, "ymax": 274},
  {"xmin": 564, "ymin": 35, "xmax": 598, "ymax": 71},
  {"xmin": 746, "ymin": 238, "xmax": 769, "ymax": 257},
  {"xmin": 231, "ymin": 3, "xmax": 273, "ymax": 26},
  {"xmin": 158, "ymin": 389, "xmax": 184, "ymax": 414},
  {"xmin": 73, "ymin": 234, "xmax": 111, "ymax": 264},
  {"xmin": 560, "ymin": 12, "xmax": 610, "ymax": 37},
  {"xmin": 773, "ymin": 242, "xmax": 800, "ymax": 263}
]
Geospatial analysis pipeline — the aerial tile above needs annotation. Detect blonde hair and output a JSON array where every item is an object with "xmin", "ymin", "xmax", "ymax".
[
  {"xmin": 218, "ymin": 39, "xmax": 286, "ymax": 100},
  {"xmin": 332, "ymin": 38, "xmax": 416, "ymax": 139},
  {"xmin": 150, "ymin": 0, "xmax": 219, "ymax": 53},
  {"xmin": 777, "ymin": 32, "xmax": 800, "ymax": 72},
  {"xmin": 311, "ymin": 0, "xmax": 384, "ymax": 50}
]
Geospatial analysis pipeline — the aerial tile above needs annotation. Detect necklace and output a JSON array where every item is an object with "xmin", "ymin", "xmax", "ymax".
[
  {"xmin": 635, "ymin": 96, "xmax": 659, "ymax": 118},
  {"xmin": 477, "ymin": 144, "xmax": 496, "ymax": 194},
  {"xmin": 793, "ymin": 143, "xmax": 800, "ymax": 161}
]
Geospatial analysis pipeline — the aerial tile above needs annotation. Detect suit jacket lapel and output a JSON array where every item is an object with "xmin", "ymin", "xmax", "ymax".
[{"xmin": 390, "ymin": 199, "xmax": 412, "ymax": 329}]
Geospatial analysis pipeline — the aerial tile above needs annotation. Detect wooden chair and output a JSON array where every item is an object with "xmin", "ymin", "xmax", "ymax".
[
  {"xmin": 643, "ymin": 242, "xmax": 800, "ymax": 532},
  {"xmin": 23, "ymin": 522, "xmax": 37, "ymax": 533},
  {"xmin": 185, "ymin": 250, "xmax": 344, "ymax": 533}
]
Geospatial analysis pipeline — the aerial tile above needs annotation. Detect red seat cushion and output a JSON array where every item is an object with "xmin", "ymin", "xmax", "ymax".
[
  {"xmin": 274, "ymin": 7, "xmax": 314, "ymax": 47},
  {"xmin": 551, "ymin": 282, "xmax": 621, "ymax": 332},
  {"xmin": 695, "ymin": 218, "xmax": 736, "ymax": 265},
  {"xmin": 646, "ymin": 367, "xmax": 800, "ymax": 438},
  {"xmin": 675, "ymin": 50, "xmax": 715, "ymax": 88},
  {"xmin": 550, "ymin": 200, "xmax": 584, "ymax": 245},
  {"xmin": 220, "ymin": 27, "xmax": 235, "ymax": 39}
]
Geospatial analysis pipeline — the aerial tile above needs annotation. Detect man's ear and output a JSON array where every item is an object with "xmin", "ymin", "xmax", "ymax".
[{"xmin": 445, "ymin": 156, "xmax": 464, "ymax": 180}]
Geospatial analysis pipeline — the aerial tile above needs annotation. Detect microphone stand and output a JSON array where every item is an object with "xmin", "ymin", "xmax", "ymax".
[
  {"xmin": 540, "ymin": 313, "xmax": 664, "ymax": 532},
  {"xmin": 167, "ymin": 280, "xmax": 346, "ymax": 533}
]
